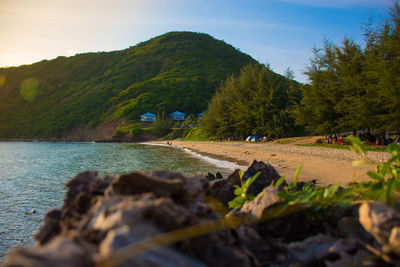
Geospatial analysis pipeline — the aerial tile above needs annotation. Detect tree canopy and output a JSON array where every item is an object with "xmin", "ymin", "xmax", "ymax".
[
  {"xmin": 201, "ymin": 63, "xmax": 301, "ymax": 138},
  {"xmin": 295, "ymin": 2, "xmax": 400, "ymax": 133}
]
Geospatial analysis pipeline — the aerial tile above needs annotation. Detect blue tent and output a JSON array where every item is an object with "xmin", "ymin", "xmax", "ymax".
[{"xmin": 250, "ymin": 135, "xmax": 259, "ymax": 141}]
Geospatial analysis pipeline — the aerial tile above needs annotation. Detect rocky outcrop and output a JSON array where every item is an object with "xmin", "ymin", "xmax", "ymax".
[
  {"xmin": 208, "ymin": 160, "xmax": 283, "ymax": 207},
  {"xmin": 3, "ymin": 167, "xmax": 253, "ymax": 266},
  {"xmin": 3, "ymin": 161, "xmax": 400, "ymax": 266}
]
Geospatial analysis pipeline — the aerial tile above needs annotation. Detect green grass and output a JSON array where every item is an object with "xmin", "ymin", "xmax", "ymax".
[
  {"xmin": 181, "ymin": 135, "xmax": 211, "ymax": 141},
  {"xmin": 180, "ymin": 128, "xmax": 213, "ymax": 141},
  {"xmin": 296, "ymin": 143, "xmax": 389, "ymax": 152},
  {"xmin": 275, "ymin": 139, "xmax": 292, "ymax": 144}
]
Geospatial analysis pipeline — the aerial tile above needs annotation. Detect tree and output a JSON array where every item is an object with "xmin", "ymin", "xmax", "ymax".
[
  {"xmin": 284, "ymin": 67, "xmax": 295, "ymax": 80},
  {"xmin": 334, "ymin": 38, "xmax": 369, "ymax": 130},
  {"xmin": 294, "ymin": 41, "xmax": 342, "ymax": 134},
  {"xmin": 295, "ymin": 1, "xmax": 400, "ymax": 134},
  {"xmin": 151, "ymin": 112, "xmax": 172, "ymax": 137},
  {"xmin": 370, "ymin": 2, "xmax": 400, "ymax": 130},
  {"xmin": 201, "ymin": 63, "xmax": 301, "ymax": 138}
]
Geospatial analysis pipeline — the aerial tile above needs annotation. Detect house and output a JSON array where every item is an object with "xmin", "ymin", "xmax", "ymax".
[
  {"xmin": 169, "ymin": 111, "xmax": 186, "ymax": 121},
  {"xmin": 140, "ymin": 112, "xmax": 157, "ymax": 122}
]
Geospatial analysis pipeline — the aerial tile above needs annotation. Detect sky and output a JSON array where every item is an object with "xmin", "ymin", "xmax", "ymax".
[{"xmin": 0, "ymin": 0, "xmax": 392, "ymax": 83}]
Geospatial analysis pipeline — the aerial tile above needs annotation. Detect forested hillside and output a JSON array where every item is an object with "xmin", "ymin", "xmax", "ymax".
[{"xmin": 0, "ymin": 32, "xmax": 255, "ymax": 139}]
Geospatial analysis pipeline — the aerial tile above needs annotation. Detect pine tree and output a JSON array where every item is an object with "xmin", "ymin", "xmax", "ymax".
[
  {"xmin": 295, "ymin": 41, "xmax": 342, "ymax": 134},
  {"xmin": 201, "ymin": 63, "xmax": 300, "ymax": 138}
]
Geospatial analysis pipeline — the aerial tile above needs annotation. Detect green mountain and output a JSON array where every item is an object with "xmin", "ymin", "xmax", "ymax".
[{"xmin": 0, "ymin": 31, "xmax": 256, "ymax": 139}]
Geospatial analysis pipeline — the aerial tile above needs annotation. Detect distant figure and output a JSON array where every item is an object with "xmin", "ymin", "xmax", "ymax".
[
  {"xmin": 352, "ymin": 128, "xmax": 357, "ymax": 137},
  {"xmin": 25, "ymin": 209, "xmax": 37, "ymax": 215},
  {"xmin": 366, "ymin": 128, "xmax": 375, "ymax": 144},
  {"xmin": 386, "ymin": 132, "xmax": 392, "ymax": 144}
]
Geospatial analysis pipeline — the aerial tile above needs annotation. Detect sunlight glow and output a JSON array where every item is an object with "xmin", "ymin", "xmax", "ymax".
[{"xmin": 20, "ymin": 77, "xmax": 39, "ymax": 101}]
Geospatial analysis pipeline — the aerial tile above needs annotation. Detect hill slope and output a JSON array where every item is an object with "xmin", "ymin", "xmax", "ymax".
[{"xmin": 0, "ymin": 32, "xmax": 258, "ymax": 139}]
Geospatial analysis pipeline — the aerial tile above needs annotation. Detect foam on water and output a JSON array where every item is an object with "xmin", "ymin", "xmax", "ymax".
[{"xmin": 141, "ymin": 142, "xmax": 248, "ymax": 171}]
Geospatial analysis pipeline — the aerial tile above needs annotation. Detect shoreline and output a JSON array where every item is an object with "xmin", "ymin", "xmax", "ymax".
[
  {"xmin": 149, "ymin": 140, "xmax": 391, "ymax": 185},
  {"xmin": 141, "ymin": 141, "xmax": 249, "ymax": 171},
  {"xmin": 0, "ymin": 138, "xmax": 391, "ymax": 185}
]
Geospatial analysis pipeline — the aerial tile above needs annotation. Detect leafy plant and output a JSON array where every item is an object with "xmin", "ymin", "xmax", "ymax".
[
  {"xmin": 348, "ymin": 136, "xmax": 400, "ymax": 206},
  {"xmin": 274, "ymin": 136, "xmax": 400, "ymax": 214},
  {"xmin": 228, "ymin": 170, "xmax": 261, "ymax": 209},
  {"xmin": 275, "ymin": 163, "xmax": 353, "ymax": 213}
]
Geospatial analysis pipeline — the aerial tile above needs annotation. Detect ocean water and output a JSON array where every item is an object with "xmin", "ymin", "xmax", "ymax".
[{"xmin": 0, "ymin": 141, "xmax": 242, "ymax": 259}]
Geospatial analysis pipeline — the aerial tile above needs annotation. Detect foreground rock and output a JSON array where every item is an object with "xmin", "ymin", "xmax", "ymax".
[
  {"xmin": 209, "ymin": 160, "xmax": 283, "ymax": 207},
  {"xmin": 2, "ymin": 161, "xmax": 400, "ymax": 266}
]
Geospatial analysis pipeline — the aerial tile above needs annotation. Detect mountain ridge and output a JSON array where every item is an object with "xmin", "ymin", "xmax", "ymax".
[{"xmin": 0, "ymin": 31, "xmax": 282, "ymax": 140}]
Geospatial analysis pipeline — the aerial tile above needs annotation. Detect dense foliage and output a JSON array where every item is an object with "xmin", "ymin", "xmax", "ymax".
[
  {"xmin": 151, "ymin": 114, "xmax": 173, "ymax": 137},
  {"xmin": 201, "ymin": 63, "xmax": 301, "ymax": 138},
  {"xmin": 0, "ymin": 32, "xmax": 254, "ymax": 139},
  {"xmin": 295, "ymin": 2, "xmax": 400, "ymax": 134}
]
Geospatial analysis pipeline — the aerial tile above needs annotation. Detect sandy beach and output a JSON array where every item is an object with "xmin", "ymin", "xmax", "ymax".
[{"xmin": 150, "ymin": 140, "xmax": 391, "ymax": 185}]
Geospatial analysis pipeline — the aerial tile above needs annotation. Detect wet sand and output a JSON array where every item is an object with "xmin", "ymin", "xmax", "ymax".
[{"xmin": 151, "ymin": 140, "xmax": 391, "ymax": 185}]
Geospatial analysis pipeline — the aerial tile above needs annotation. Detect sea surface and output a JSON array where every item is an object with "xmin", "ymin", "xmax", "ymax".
[{"xmin": 0, "ymin": 141, "xmax": 242, "ymax": 259}]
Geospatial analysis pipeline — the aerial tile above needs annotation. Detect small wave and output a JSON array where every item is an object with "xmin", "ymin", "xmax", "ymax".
[
  {"xmin": 182, "ymin": 148, "xmax": 247, "ymax": 170},
  {"xmin": 141, "ymin": 142, "xmax": 247, "ymax": 171},
  {"xmin": 139, "ymin": 142, "xmax": 170, "ymax": 147}
]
